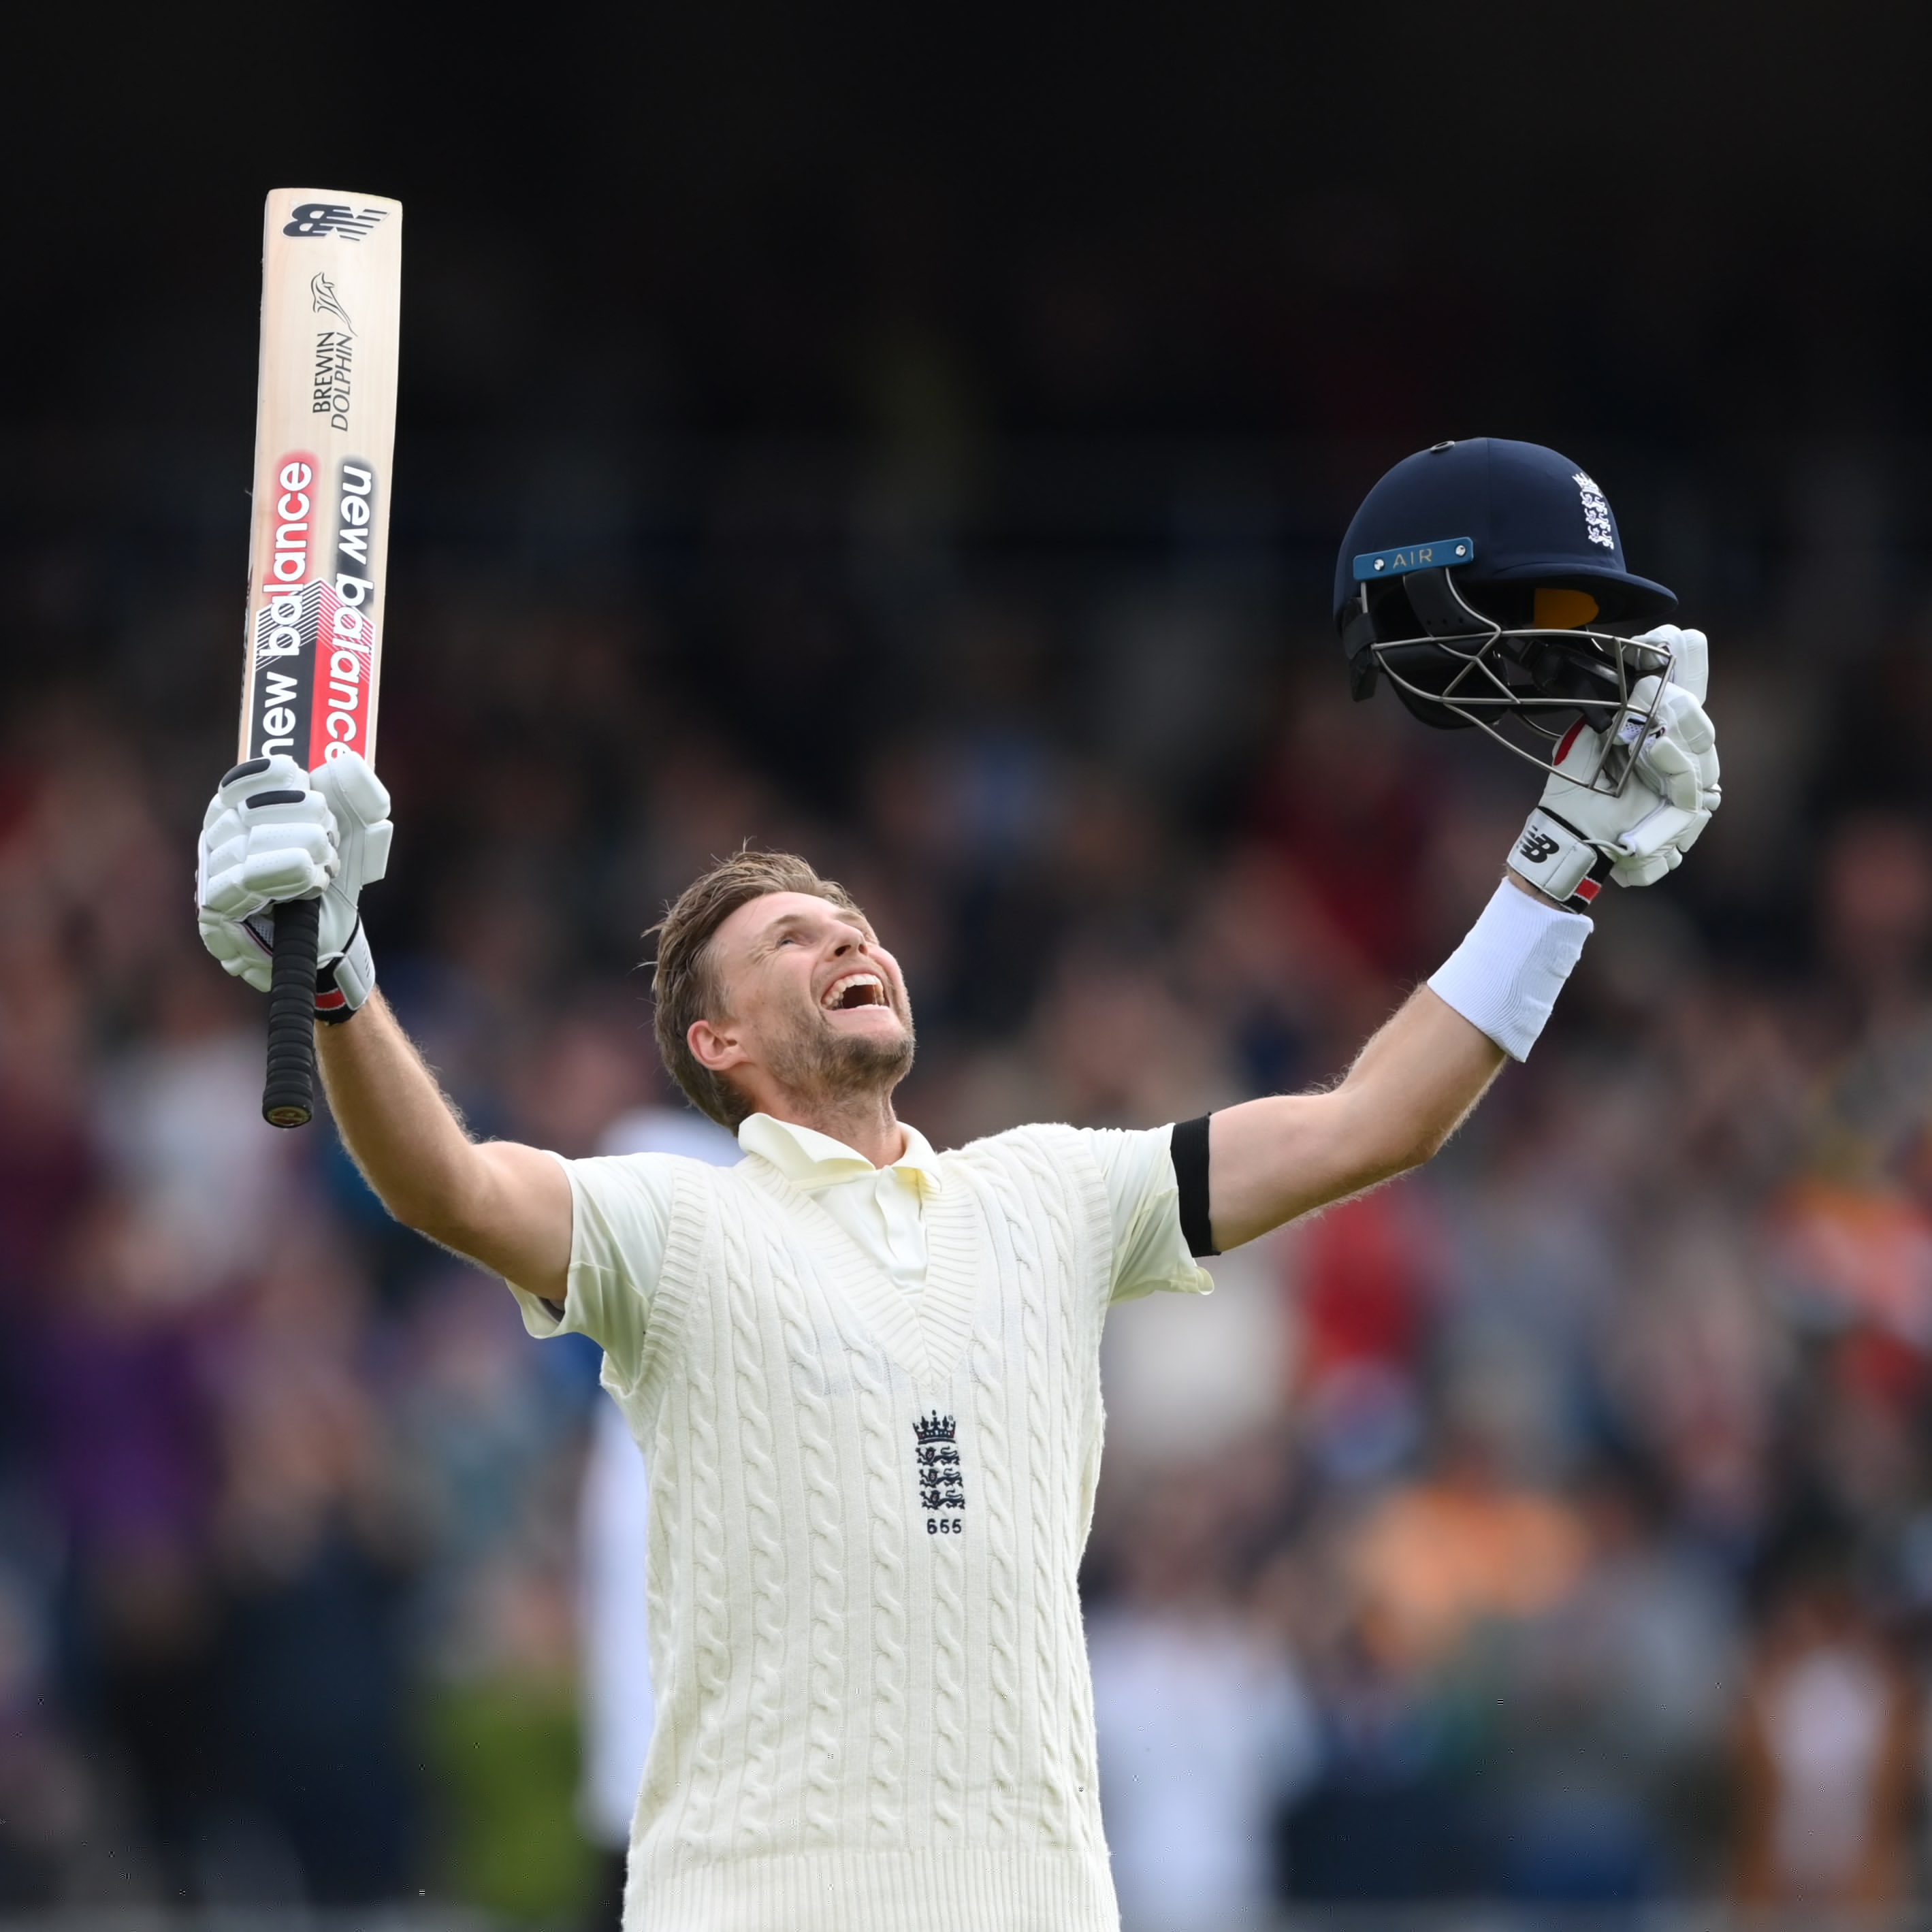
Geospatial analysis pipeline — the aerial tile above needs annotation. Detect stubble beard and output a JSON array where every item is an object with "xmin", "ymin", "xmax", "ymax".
[{"xmin": 765, "ymin": 992, "xmax": 917, "ymax": 1108}]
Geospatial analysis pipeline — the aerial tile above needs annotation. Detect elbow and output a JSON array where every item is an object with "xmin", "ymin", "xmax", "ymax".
[
  {"xmin": 1402, "ymin": 1119, "xmax": 1459, "ymax": 1171},
  {"xmin": 1301, "ymin": 1088, "xmax": 1474, "ymax": 1217},
  {"xmin": 339, "ymin": 1145, "xmax": 486, "ymax": 1250},
  {"xmin": 1341, "ymin": 1079, "xmax": 1472, "ymax": 1183},
  {"xmin": 368, "ymin": 1178, "xmax": 468, "ymax": 1249},
  {"xmin": 399, "ymin": 1197, "xmax": 477, "ymax": 1251},
  {"xmin": 1350, "ymin": 1118, "xmax": 1457, "ymax": 1190},
  {"xmin": 389, "ymin": 1155, "xmax": 508, "ymax": 1261},
  {"xmin": 383, "ymin": 1193, "xmax": 442, "ymax": 1241},
  {"xmin": 1362, "ymin": 1143, "xmax": 1434, "ymax": 1191},
  {"xmin": 393, "ymin": 1201, "xmax": 443, "ymax": 1242},
  {"xmin": 1392, "ymin": 1113, "xmax": 1465, "ymax": 1175}
]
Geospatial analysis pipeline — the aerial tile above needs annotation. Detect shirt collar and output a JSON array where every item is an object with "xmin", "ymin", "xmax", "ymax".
[{"xmin": 737, "ymin": 1113, "xmax": 941, "ymax": 1192}]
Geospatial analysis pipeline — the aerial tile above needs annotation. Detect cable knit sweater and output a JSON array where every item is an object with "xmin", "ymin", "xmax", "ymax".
[{"xmin": 577, "ymin": 1122, "xmax": 1144, "ymax": 1931}]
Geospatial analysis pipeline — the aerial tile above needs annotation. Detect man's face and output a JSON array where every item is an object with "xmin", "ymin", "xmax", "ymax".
[{"xmin": 698, "ymin": 891, "xmax": 916, "ymax": 1110}]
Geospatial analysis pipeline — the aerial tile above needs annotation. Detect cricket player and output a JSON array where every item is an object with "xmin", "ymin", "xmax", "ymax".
[{"xmin": 195, "ymin": 440, "xmax": 1719, "ymax": 1931}]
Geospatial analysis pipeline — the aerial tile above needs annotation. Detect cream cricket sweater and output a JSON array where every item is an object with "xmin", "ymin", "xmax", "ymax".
[{"xmin": 532, "ymin": 1121, "xmax": 1208, "ymax": 1932}]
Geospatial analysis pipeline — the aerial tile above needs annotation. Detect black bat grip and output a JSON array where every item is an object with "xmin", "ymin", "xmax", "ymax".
[{"xmin": 262, "ymin": 896, "xmax": 321, "ymax": 1129}]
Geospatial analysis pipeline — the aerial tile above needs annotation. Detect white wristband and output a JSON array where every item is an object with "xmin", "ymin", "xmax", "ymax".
[{"xmin": 1428, "ymin": 880, "xmax": 1591, "ymax": 1061}]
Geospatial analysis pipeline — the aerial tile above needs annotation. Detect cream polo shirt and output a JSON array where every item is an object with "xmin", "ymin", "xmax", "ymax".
[
  {"xmin": 511, "ymin": 1114, "xmax": 1210, "ymax": 1380},
  {"xmin": 741, "ymin": 1114, "xmax": 945, "ymax": 1300}
]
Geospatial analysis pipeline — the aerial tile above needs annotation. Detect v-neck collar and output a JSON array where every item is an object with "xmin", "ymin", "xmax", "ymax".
[{"xmin": 737, "ymin": 1154, "xmax": 982, "ymax": 1392}]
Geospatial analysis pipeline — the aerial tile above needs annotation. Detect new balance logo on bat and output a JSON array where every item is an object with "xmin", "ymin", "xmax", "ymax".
[
  {"xmin": 336, "ymin": 462, "xmax": 377, "ymax": 566},
  {"xmin": 283, "ymin": 204, "xmax": 389, "ymax": 241}
]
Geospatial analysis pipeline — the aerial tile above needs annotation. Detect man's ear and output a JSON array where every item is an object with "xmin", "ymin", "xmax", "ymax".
[{"xmin": 688, "ymin": 1015, "xmax": 747, "ymax": 1076}]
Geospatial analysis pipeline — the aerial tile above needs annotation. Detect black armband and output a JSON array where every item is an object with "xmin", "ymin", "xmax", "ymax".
[{"xmin": 1170, "ymin": 1114, "xmax": 1218, "ymax": 1257}]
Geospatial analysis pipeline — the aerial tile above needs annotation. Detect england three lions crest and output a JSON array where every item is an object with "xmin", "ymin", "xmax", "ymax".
[{"xmin": 914, "ymin": 1412, "xmax": 965, "ymax": 1530}]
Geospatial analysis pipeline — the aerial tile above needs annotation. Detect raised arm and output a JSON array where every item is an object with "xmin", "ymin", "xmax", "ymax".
[
  {"xmin": 317, "ymin": 993, "xmax": 571, "ymax": 1298},
  {"xmin": 1206, "ymin": 623, "xmax": 1721, "ymax": 1251},
  {"xmin": 1207, "ymin": 979, "xmax": 1503, "ymax": 1249},
  {"xmin": 197, "ymin": 752, "xmax": 570, "ymax": 1298}
]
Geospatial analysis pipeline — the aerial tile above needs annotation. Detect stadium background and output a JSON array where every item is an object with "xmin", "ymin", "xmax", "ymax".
[{"xmin": 8, "ymin": 2, "xmax": 1932, "ymax": 1922}]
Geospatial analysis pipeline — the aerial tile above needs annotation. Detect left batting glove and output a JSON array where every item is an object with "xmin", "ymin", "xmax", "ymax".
[
  {"xmin": 197, "ymin": 751, "xmax": 392, "ymax": 1021},
  {"xmin": 1508, "ymin": 625, "xmax": 1721, "ymax": 911}
]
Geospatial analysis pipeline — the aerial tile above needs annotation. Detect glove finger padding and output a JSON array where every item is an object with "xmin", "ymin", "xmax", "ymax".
[
  {"xmin": 199, "ymin": 857, "xmax": 262, "ymax": 920},
  {"xmin": 1634, "ymin": 734, "xmax": 1702, "ymax": 814},
  {"xmin": 1509, "ymin": 629, "xmax": 1722, "ymax": 904},
  {"xmin": 214, "ymin": 752, "xmax": 307, "ymax": 809},
  {"xmin": 1609, "ymin": 803, "xmax": 1712, "ymax": 887},
  {"xmin": 1610, "ymin": 846, "xmax": 1681, "ymax": 888},
  {"xmin": 1662, "ymin": 688, "xmax": 1716, "ymax": 759},
  {"xmin": 195, "ymin": 750, "xmax": 390, "ymax": 1020},
  {"xmin": 1618, "ymin": 800, "xmax": 1701, "ymax": 861},
  {"xmin": 238, "ymin": 789, "xmax": 336, "ymax": 850},
  {"xmin": 1631, "ymin": 624, "xmax": 1709, "ymax": 705},
  {"xmin": 1622, "ymin": 626, "xmax": 1709, "ymax": 720},
  {"xmin": 312, "ymin": 750, "xmax": 390, "ymax": 837},
  {"xmin": 199, "ymin": 911, "xmax": 274, "ymax": 991},
  {"xmin": 235, "ymin": 845, "xmax": 332, "ymax": 903},
  {"xmin": 202, "ymin": 777, "xmax": 338, "ymax": 909},
  {"xmin": 310, "ymin": 752, "xmax": 393, "ymax": 896},
  {"xmin": 1624, "ymin": 686, "xmax": 1718, "ymax": 814},
  {"xmin": 300, "ymin": 753, "xmax": 391, "ymax": 1016}
]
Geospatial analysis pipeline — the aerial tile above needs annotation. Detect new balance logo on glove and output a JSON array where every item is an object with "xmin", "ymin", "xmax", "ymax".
[{"xmin": 1517, "ymin": 830, "xmax": 1562, "ymax": 865}]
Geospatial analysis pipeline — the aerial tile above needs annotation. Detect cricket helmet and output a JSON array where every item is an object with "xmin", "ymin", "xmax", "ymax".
[{"xmin": 1335, "ymin": 438, "xmax": 1680, "ymax": 783}]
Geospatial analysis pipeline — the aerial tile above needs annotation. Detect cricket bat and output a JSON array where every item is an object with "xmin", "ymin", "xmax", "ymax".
[{"xmin": 237, "ymin": 189, "xmax": 402, "ymax": 1129}]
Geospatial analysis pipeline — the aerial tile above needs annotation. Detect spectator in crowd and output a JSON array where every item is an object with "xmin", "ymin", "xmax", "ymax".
[
  {"xmin": 1090, "ymin": 1466, "xmax": 1319, "ymax": 1932},
  {"xmin": 0, "ymin": 442, "xmax": 1926, "ymax": 1920},
  {"xmin": 1732, "ymin": 1558, "xmax": 1920, "ymax": 1911}
]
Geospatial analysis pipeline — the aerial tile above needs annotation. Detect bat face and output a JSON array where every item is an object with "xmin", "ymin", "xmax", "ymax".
[{"xmin": 240, "ymin": 191, "xmax": 402, "ymax": 773}]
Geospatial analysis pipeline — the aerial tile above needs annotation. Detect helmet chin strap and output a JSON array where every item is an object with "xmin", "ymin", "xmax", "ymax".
[{"xmin": 1342, "ymin": 592, "xmax": 1381, "ymax": 702}]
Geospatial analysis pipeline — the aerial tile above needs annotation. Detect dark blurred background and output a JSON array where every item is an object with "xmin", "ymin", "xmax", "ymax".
[{"xmin": 8, "ymin": 1, "xmax": 1932, "ymax": 1924}]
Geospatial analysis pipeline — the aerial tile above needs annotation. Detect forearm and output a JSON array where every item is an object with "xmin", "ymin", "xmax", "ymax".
[
  {"xmin": 1208, "ymin": 987, "xmax": 1503, "ymax": 1247},
  {"xmin": 315, "ymin": 993, "xmax": 484, "ymax": 1236},
  {"xmin": 196, "ymin": 753, "xmax": 568, "ymax": 1294},
  {"xmin": 1325, "ymin": 984, "xmax": 1507, "ymax": 1176},
  {"xmin": 317, "ymin": 993, "xmax": 573, "ymax": 1295},
  {"xmin": 1207, "ymin": 875, "xmax": 1591, "ymax": 1246}
]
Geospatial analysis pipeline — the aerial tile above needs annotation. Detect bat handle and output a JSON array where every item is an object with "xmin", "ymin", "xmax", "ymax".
[{"xmin": 262, "ymin": 895, "xmax": 321, "ymax": 1129}]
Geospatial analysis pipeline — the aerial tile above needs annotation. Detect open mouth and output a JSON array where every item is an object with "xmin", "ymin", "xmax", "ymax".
[{"xmin": 820, "ymin": 969, "xmax": 889, "ymax": 1013}]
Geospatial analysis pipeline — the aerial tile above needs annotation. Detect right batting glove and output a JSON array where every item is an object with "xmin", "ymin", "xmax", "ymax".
[{"xmin": 197, "ymin": 751, "xmax": 392, "ymax": 1021}]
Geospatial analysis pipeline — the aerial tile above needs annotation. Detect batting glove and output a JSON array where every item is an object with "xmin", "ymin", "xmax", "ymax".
[
  {"xmin": 1508, "ymin": 625, "xmax": 1721, "ymax": 911},
  {"xmin": 197, "ymin": 752, "xmax": 392, "ymax": 1020}
]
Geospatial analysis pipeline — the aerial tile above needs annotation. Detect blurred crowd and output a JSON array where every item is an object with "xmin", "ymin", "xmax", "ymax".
[{"xmin": 6, "ymin": 431, "xmax": 1932, "ymax": 1929}]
